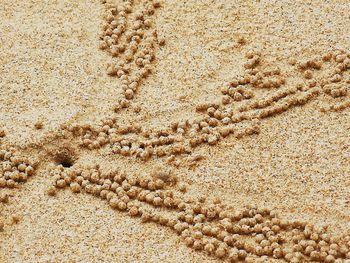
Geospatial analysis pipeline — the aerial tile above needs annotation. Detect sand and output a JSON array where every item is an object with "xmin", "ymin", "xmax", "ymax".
[{"xmin": 0, "ymin": 0, "xmax": 349, "ymax": 262}]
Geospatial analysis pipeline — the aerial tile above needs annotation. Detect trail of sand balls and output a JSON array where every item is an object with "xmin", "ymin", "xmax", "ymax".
[
  {"xmin": 46, "ymin": 164, "xmax": 350, "ymax": 263},
  {"xmin": 218, "ymin": 50, "xmax": 350, "ymax": 114},
  {"xmin": 98, "ymin": 0, "xmax": 164, "ymax": 111},
  {"xmin": 2, "ymin": 146, "xmax": 350, "ymax": 262},
  {"xmin": 75, "ymin": 2, "xmax": 350, "ymax": 163},
  {"xmin": 72, "ymin": 46, "xmax": 350, "ymax": 164}
]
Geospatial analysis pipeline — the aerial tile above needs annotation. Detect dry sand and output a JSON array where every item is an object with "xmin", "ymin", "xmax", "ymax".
[{"xmin": 0, "ymin": 0, "xmax": 349, "ymax": 262}]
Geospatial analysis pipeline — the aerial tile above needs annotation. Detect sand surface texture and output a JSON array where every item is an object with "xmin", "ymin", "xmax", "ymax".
[{"xmin": 0, "ymin": 0, "xmax": 350, "ymax": 262}]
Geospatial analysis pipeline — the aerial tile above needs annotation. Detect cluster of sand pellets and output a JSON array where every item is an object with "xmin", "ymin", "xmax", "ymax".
[
  {"xmin": 99, "ymin": 0, "xmax": 163, "ymax": 111},
  {"xmin": 46, "ymin": 164, "xmax": 350, "ymax": 263},
  {"xmin": 0, "ymin": 147, "xmax": 35, "ymax": 230},
  {"xmin": 73, "ymin": 113, "xmax": 261, "ymax": 165},
  {"xmin": 71, "ymin": 46, "xmax": 350, "ymax": 166},
  {"xmin": 1, "ymin": 0, "xmax": 350, "ymax": 262},
  {"xmin": 0, "ymin": 148, "xmax": 35, "ymax": 189}
]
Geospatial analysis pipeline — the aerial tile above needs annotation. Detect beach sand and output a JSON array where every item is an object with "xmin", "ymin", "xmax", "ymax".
[{"xmin": 0, "ymin": 0, "xmax": 349, "ymax": 262}]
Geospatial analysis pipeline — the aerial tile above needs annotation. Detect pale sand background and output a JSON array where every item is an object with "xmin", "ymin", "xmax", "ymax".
[{"xmin": 0, "ymin": 0, "xmax": 349, "ymax": 262}]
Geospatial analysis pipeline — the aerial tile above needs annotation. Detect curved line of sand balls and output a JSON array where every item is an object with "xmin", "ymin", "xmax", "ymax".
[
  {"xmin": 70, "ymin": 82, "xmax": 340, "ymax": 164},
  {"xmin": 73, "ymin": 30, "xmax": 350, "ymax": 164},
  {"xmin": 72, "ymin": 85, "xmax": 321, "ymax": 163},
  {"xmin": 210, "ymin": 49, "xmax": 350, "ymax": 120},
  {"xmin": 2, "ymin": 1, "xmax": 349, "ymax": 169},
  {"xmin": 99, "ymin": 0, "xmax": 164, "ymax": 112},
  {"xmin": 46, "ymin": 164, "xmax": 350, "ymax": 263},
  {"xmin": 65, "ymin": 114, "xmax": 260, "ymax": 164}
]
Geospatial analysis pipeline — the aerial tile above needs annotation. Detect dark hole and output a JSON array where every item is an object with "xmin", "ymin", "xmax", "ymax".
[
  {"xmin": 60, "ymin": 159, "xmax": 73, "ymax": 168},
  {"xmin": 55, "ymin": 154, "xmax": 74, "ymax": 168},
  {"xmin": 53, "ymin": 147, "xmax": 76, "ymax": 169}
]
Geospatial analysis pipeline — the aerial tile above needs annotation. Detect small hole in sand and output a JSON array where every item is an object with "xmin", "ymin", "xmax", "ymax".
[
  {"xmin": 59, "ymin": 159, "xmax": 73, "ymax": 168},
  {"xmin": 53, "ymin": 149, "xmax": 76, "ymax": 168}
]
